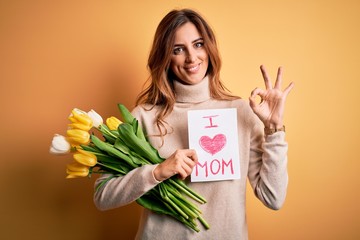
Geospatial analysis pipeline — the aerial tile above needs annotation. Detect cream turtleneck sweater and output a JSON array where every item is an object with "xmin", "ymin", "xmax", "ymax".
[{"xmin": 94, "ymin": 77, "xmax": 288, "ymax": 240}]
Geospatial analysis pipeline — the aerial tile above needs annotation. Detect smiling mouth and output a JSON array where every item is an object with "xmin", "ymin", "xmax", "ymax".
[{"xmin": 185, "ymin": 63, "xmax": 201, "ymax": 73}]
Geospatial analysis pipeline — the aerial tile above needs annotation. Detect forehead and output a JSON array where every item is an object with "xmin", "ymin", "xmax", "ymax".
[{"xmin": 173, "ymin": 22, "xmax": 202, "ymax": 43}]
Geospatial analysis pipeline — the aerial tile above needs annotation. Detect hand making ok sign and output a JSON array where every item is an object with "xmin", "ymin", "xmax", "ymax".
[{"xmin": 249, "ymin": 65, "xmax": 294, "ymax": 129}]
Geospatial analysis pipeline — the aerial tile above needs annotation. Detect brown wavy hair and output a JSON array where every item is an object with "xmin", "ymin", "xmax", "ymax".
[{"xmin": 136, "ymin": 9, "xmax": 238, "ymax": 138}]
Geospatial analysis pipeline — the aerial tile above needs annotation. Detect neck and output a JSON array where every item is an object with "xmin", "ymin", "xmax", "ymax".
[{"xmin": 174, "ymin": 76, "xmax": 211, "ymax": 103}]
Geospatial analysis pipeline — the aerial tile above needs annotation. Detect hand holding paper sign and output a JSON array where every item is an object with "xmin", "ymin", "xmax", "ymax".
[
  {"xmin": 249, "ymin": 65, "xmax": 294, "ymax": 129},
  {"xmin": 153, "ymin": 149, "xmax": 198, "ymax": 181}
]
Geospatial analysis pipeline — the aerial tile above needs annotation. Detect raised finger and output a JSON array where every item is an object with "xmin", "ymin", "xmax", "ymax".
[
  {"xmin": 260, "ymin": 65, "xmax": 272, "ymax": 90},
  {"xmin": 283, "ymin": 82, "xmax": 295, "ymax": 97},
  {"xmin": 274, "ymin": 66, "xmax": 283, "ymax": 89}
]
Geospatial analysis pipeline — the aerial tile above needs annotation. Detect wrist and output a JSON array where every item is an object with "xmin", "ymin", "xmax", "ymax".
[
  {"xmin": 264, "ymin": 125, "xmax": 285, "ymax": 135},
  {"xmin": 265, "ymin": 122, "xmax": 283, "ymax": 129},
  {"xmin": 152, "ymin": 165, "xmax": 163, "ymax": 182}
]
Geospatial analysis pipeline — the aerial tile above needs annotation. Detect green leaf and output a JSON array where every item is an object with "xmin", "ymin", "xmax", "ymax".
[
  {"xmin": 80, "ymin": 144, "xmax": 102, "ymax": 153},
  {"xmin": 117, "ymin": 123, "xmax": 162, "ymax": 164},
  {"xmin": 117, "ymin": 104, "xmax": 134, "ymax": 123},
  {"xmin": 132, "ymin": 118, "xmax": 138, "ymax": 132},
  {"xmin": 98, "ymin": 124, "xmax": 117, "ymax": 144},
  {"xmin": 128, "ymin": 154, "xmax": 145, "ymax": 165},
  {"xmin": 96, "ymin": 155, "xmax": 132, "ymax": 173},
  {"xmin": 136, "ymin": 194, "xmax": 174, "ymax": 216},
  {"xmin": 117, "ymin": 104, "xmax": 147, "ymax": 141},
  {"xmin": 131, "ymin": 118, "xmax": 147, "ymax": 142},
  {"xmin": 91, "ymin": 135, "xmax": 139, "ymax": 168},
  {"xmin": 114, "ymin": 138, "xmax": 131, "ymax": 155}
]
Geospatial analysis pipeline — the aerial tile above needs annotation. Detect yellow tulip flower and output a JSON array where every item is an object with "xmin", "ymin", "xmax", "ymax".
[
  {"xmin": 73, "ymin": 149, "xmax": 97, "ymax": 167},
  {"xmin": 66, "ymin": 129, "xmax": 90, "ymax": 145},
  {"xmin": 106, "ymin": 116, "xmax": 122, "ymax": 130},
  {"xmin": 66, "ymin": 162, "xmax": 89, "ymax": 178},
  {"xmin": 68, "ymin": 108, "xmax": 93, "ymax": 128}
]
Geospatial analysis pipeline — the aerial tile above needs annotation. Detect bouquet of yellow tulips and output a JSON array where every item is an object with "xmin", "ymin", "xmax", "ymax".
[{"xmin": 50, "ymin": 104, "xmax": 209, "ymax": 232}]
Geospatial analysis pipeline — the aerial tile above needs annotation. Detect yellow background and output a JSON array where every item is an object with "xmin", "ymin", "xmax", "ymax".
[{"xmin": 1, "ymin": 0, "xmax": 359, "ymax": 239}]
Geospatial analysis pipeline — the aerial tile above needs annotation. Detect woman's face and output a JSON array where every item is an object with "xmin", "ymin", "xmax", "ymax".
[{"xmin": 170, "ymin": 22, "xmax": 209, "ymax": 85}]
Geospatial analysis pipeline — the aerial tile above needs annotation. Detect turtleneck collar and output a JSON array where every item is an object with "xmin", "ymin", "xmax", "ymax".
[{"xmin": 174, "ymin": 76, "xmax": 211, "ymax": 103}]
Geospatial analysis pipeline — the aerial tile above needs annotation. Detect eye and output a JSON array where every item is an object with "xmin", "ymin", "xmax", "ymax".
[
  {"xmin": 173, "ymin": 47, "xmax": 184, "ymax": 55},
  {"xmin": 194, "ymin": 42, "xmax": 204, "ymax": 48}
]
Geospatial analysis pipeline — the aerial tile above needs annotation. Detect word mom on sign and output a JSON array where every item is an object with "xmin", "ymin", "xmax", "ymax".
[{"xmin": 188, "ymin": 108, "xmax": 241, "ymax": 182}]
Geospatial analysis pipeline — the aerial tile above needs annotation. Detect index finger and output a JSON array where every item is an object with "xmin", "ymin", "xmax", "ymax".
[{"xmin": 186, "ymin": 149, "xmax": 198, "ymax": 163}]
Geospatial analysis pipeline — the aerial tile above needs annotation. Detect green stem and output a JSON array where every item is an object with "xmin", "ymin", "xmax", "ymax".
[
  {"xmin": 165, "ymin": 183, "xmax": 202, "ymax": 214},
  {"xmin": 168, "ymin": 179, "xmax": 207, "ymax": 204},
  {"xmin": 96, "ymin": 162, "xmax": 126, "ymax": 175},
  {"xmin": 155, "ymin": 196, "xmax": 200, "ymax": 232},
  {"xmin": 158, "ymin": 184, "xmax": 189, "ymax": 219},
  {"xmin": 197, "ymin": 215, "xmax": 210, "ymax": 229},
  {"xmin": 167, "ymin": 192, "xmax": 198, "ymax": 219},
  {"xmin": 177, "ymin": 216, "xmax": 200, "ymax": 232}
]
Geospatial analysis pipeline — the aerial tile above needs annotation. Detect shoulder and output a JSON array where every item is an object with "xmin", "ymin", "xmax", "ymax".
[
  {"xmin": 227, "ymin": 98, "xmax": 261, "ymax": 128},
  {"xmin": 131, "ymin": 104, "xmax": 160, "ymax": 121},
  {"xmin": 225, "ymin": 98, "xmax": 253, "ymax": 115}
]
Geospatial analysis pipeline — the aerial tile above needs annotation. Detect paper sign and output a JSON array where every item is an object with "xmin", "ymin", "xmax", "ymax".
[{"xmin": 188, "ymin": 108, "xmax": 240, "ymax": 182}]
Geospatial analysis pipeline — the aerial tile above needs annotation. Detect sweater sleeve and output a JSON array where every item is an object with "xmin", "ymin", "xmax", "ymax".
[
  {"xmin": 93, "ymin": 164, "xmax": 160, "ymax": 211},
  {"xmin": 247, "ymin": 121, "xmax": 289, "ymax": 210}
]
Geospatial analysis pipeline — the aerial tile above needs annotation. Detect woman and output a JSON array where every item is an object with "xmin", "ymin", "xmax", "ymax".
[{"xmin": 94, "ymin": 8, "xmax": 294, "ymax": 240}]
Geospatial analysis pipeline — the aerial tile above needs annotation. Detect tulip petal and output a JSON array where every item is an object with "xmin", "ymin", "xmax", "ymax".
[
  {"xmin": 67, "ymin": 162, "xmax": 89, "ymax": 172},
  {"xmin": 66, "ymin": 169, "xmax": 89, "ymax": 177},
  {"xmin": 68, "ymin": 122, "xmax": 92, "ymax": 131},
  {"xmin": 87, "ymin": 109, "xmax": 103, "ymax": 128}
]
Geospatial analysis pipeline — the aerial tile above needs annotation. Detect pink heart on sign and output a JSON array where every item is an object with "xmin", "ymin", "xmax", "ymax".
[{"xmin": 199, "ymin": 134, "xmax": 227, "ymax": 155}]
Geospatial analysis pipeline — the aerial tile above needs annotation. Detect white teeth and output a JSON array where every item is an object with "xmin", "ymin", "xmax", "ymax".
[{"xmin": 186, "ymin": 64, "xmax": 200, "ymax": 72}]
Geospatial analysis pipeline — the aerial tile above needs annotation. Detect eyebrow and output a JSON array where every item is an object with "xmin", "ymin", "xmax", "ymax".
[{"xmin": 173, "ymin": 37, "xmax": 204, "ymax": 47}]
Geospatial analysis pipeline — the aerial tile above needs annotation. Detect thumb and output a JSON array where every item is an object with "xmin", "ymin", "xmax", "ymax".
[{"xmin": 249, "ymin": 96, "xmax": 258, "ymax": 111}]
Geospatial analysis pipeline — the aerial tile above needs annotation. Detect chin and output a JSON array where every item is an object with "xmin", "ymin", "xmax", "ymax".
[
  {"xmin": 187, "ymin": 74, "xmax": 207, "ymax": 84},
  {"xmin": 174, "ymin": 72, "xmax": 207, "ymax": 85}
]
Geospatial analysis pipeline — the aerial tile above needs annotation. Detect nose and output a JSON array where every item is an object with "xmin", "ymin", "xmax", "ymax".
[{"xmin": 185, "ymin": 49, "xmax": 196, "ymax": 63}]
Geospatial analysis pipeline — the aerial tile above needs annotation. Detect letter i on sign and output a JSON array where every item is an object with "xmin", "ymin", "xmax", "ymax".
[{"xmin": 187, "ymin": 108, "xmax": 241, "ymax": 182}]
